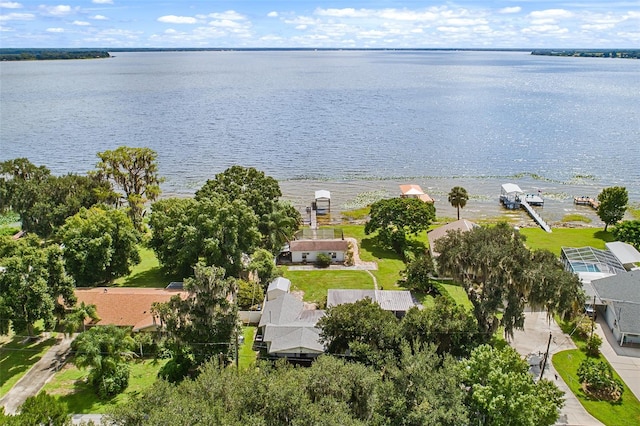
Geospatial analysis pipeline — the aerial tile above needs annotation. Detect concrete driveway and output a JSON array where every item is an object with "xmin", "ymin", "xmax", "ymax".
[
  {"xmin": 0, "ymin": 334, "xmax": 73, "ymax": 415},
  {"xmin": 593, "ymin": 313, "xmax": 640, "ymax": 400},
  {"xmin": 510, "ymin": 309, "xmax": 603, "ymax": 426}
]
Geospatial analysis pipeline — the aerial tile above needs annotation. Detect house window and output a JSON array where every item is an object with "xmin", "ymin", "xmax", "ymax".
[
  {"xmin": 302, "ymin": 253, "xmax": 309, "ymax": 260},
  {"xmin": 330, "ymin": 252, "xmax": 337, "ymax": 259}
]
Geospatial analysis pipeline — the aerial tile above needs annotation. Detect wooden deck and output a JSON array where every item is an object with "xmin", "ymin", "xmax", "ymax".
[
  {"xmin": 521, "ymin": 199, "xmax": 552, "ymax": 233},
  {"xmin": 574, "ymin": 196, "xmax": 599, "ymax": 209}
]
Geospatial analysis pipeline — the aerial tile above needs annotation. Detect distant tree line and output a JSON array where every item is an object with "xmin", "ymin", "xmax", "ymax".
[
  {"xmin": 0, "ymin": 49, "xmax": 110, "ymax": 61},
  {"xmin": 531, "ymin": 49, "xmax": 639, "ymax": 59}
]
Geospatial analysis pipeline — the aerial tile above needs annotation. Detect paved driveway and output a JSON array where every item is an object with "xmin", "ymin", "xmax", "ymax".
[
  {"xmin": 0, "ymin": 334, "xmax": 73, "ymax": 415},
  {"xmin": 510, "ymin": 309, "xmax": 603, "ymax": 426},
  {"xmin": 593, "ymin": 314, "xmax": 640, "ymax": 400}
]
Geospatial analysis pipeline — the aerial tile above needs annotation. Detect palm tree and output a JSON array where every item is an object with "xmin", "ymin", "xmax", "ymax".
[
  {"xmin": 448, "ymin": 186, "xmax": 469, "ymax": 220},
  {"xmin": 61, "ymin": 302, "xmax": 100, "ymax": 335}
]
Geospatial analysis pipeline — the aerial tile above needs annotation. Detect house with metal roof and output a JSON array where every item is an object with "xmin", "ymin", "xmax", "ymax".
[
  {"xmin": 605, "ymin": 242, "xmax": 640, "ymax": 271},
  {"xmin": 258, "ymin": 292, "xmax": 325, "ymax": 360},
  {"xmin": 327, "ymin": 289, "xmax": 416, "ymax": 318},
  {"xmin": 266, "ymin": 277, "xmax": 291, "ymax": 301},
  {"xmin": 288, "ymin": 239, "xmax": 349, "ymax": 264},
  {"xmin": 592, "ymin": 270, "xmax": 640, "ymax": 346}
]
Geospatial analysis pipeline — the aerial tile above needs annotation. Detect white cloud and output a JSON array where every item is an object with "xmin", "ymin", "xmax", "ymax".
[
  {"xmin": 528, "ymin": 9, "xmax": 573, "ymax": 20},
  {"xmin": 267, "ymin": 11, "xmax": 278, "ymax": 18},
  {"xmin": 92, "ymin": 0, "xmax": 113, "ymax": 4},
  {"xmin": 0, "ymin": 2, "xmax": 22, "ymax": 8},
  {"xmin": 72, "ymin": 20, "xmax": 90, "ymax": 26},
  {"xmin": 0, "ymin": 12, "xmax": 33, "ymax": 21},
  {"xmin": 499, "ymin": 7, "xmax": 521, "ymax": 14},
  {"xmin": 158, "ymin": 15, "xmax": 198, "ymax": 24},
  {"xmin": 208, "ymin": 19, "xmax": 243, "ymax": 29},
  {"xmin": 207, "ymin": 10, "xmax": 245, "ymax": 21},
  {"xmin": 91, "ymin": 14, "xmax": 107, "ymax": 20},
  {"xmin": 38, "ymin": 5, "xmax": 74, "ymax": 17},
  {"xmin": 46, "ymin": 27, "xmax": 64, "ymax": 32}
]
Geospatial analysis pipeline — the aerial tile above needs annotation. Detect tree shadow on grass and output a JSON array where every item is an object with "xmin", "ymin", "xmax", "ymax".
[
  {"xmin": 360, "ymin": 236, "xmax": 402, "ymax": 261},
  {"xmin": 593, "ymin": 230, "xmax": 615, "ymax": 243},
  {"xmin": 0, "ymin": 336, "xmax": 56, "ymax": 394},
  {"xmin": 113, "ymin": 266, "xmax": 181, "ymax": 289}
]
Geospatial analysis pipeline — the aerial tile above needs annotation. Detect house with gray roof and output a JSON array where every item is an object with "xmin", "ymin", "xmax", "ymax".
[
  {"xmin": 592, "ymin": 270, "xmax": 640, "ymax": 346},
  {"xmin": 287, "ymin": 239, "xmax": 349, "ymax": 264},
  {"xmin": 258, "ymin": 292, "xmax": 325, "ymax": 360},
  {"xmin": 327, "ymin": 289, "xmax": 416, "ymax": 318},
  {"xmin": 266, "ymin": 277, "xmax": 291, "ymax": 301}
]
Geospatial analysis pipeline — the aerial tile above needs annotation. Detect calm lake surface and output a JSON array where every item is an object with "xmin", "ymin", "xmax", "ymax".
[{"xmin": 1, "ymin": 50, "xmax": 638, "ymax": 223}]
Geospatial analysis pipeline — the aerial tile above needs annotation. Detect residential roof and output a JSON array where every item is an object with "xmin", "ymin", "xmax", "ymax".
[
  {"xmin": 267, "ymin": 277, "xmax": 291, "ymax": 294},
  {"xmin": 606, "ymin": 242, "xmax": 640, "ymax": 266},
  {"xmin": 314, "ymin": 190, "xmax": 331, "ymax": 200},
  {"xmin": 326, "ymin": 289, "xmax": 415, "ymax": 312},
  {"xmin": 399, "ymin": 184, "xmax": 424, "ymax": 195},
  {"xmin": 264, "ymin": 325, "xmax": 325, "ymax": 354},
  {"xmin": 609, "ymin": 301, "xmax": 640, "ymax": 335},
  {"xmin": 74, "ymin": 287, "xmax": 186, "ymax": 331},
  {"xmin": 592, "ymin": 270, "xmax": 640, "ymax": 304},
  {"xmin": 289, "ymin": 239, "xmax": 349, "ymax": 252},
  {"xmin": 259, "ymin": 293, "xmax": 305, "ymax": 327},
  {"xmin": 501, "ymin": 183, "xmax": 523, "ymax": 194},
  {"xmin": 428, "ymin": 219, "xmax": 478, "ymax": 257}
]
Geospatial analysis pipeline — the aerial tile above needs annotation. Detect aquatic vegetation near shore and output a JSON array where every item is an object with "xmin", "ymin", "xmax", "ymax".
[
  {"xmin": 562, "ymin": 214, "xmax": 592, "ymax": 223},
  {"xmin": 341, "ymin": 190, "xmax": 388, "ymax": 210}
]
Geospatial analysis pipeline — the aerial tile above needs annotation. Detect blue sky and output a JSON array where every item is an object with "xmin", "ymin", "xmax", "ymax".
[{"xmin": 1, "ymin": 1, "xmax": 638, "ymax": 48}]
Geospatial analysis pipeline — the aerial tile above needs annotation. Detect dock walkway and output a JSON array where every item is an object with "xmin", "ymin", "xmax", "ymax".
[{"xmin": 520, "ymin": 199, "xmax": 552, "ymax": 233}]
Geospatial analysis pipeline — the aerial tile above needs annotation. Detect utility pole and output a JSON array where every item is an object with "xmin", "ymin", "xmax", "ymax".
[
  {"xmin": 590, "ymin": 294, "xmax": 596, "ymax": 340},
  {"xmin": 235, "ymin": 327, "xmax": 239, "ymax": 371},
  {"xmin": 539, "ymin": 332, "xmax": 552, "ymax": 381}
]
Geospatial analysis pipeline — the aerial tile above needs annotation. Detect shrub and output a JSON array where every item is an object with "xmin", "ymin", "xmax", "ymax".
[
  {"xmin": 237, "ymin": 279, "xmax": 265, "ymax": 310},
  {"xmin": 577, "ymin": 358, "xmax": 624, "ymax": 401},
  {"xmin": 316, "ymin": 253, "xmax": 332, "ymax": 268},
  {"xmin": 345, "ymin": 242, "xmax": 355, "ymax": 266},
  {"xmin": 584, "ymin": 334, "xmax": 602, "ymax": 357},
  {"xmin": 403, "ymin": 255, "xmax": 436, "ymax": 293},
  {"xmin": 92, "ymin": 363, "xmax": 130, "ymax": 399}
]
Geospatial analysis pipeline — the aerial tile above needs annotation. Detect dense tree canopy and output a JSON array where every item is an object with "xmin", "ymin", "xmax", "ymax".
[
  {"xmin": 318, "ymin": 298, "xmax": 400, "ymax": 367},
  {"xmin": 464, "ymin": 345, "xmax": 564, "ymax": 426},
  {"xmin": 597, "ymin": 186, "xmax": 628, "ymax": 231},
  {"xmin": 435, "ymin": 223, "xmax": 583, "ymax": 338},
  {"xmin": 195, "ymin": 166, "xmax": 301, "ymax": 253},
  {"xmin": 365, "ymin": 197, "xmax": 435, "ymax": 255},
  {"xmin": 0, "ymin": 392, "xmax": 70, "ymax": 426},
  {"xmin": 0, "ymin": 240, "xmax": 75, "ymax": 337},
  {"xmin": 153, "ymin": 263, "xmax": 238, "ymax": 380},
  {"xmin": 60, "ymin": 206, "xmax": 140, "ymax": 286},
  {"xmin": 612, "ymin": 220, "xmax": 640, "ymax": 250},
  {"xmin": 402, "ymin": 254, "xmax": 436, "ymax": 293},
  {"xmin": 149, "ymin": 195, "xmax": 261, "ymax": 277},
  {"xmin": 96, "ymin": 146, "xmax": 163, "ymax": 230},
  {"xmin": 401, "ymin": 297, "xmax": 479, "ymax": 357},
  {"xmin": 448, "ymin": 186, "xmax": 469, "ymax": 220}
]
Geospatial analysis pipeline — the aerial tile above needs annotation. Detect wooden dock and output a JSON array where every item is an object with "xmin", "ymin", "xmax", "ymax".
[
  {"xmin": 521, "ymin": 199, "xmax": 552, "ymax": 233},
  {"xmin": 574, "ymin": 196, "xmax": 599, "ymax": 210}
]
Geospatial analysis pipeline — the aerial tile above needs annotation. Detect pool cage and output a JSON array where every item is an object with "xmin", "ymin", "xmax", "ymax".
[{"xmin": 560, "ymin": 246, "xmax": 626, "ymax": 275}]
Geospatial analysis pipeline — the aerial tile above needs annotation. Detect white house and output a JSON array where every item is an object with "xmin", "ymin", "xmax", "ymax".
[
  {"xmin": 289, "ymin": 239, "xmax": 349, "ymax": 264},
  {"xmin": 266, "ymin": 277, "xmax": 291, "ymax": 301}
]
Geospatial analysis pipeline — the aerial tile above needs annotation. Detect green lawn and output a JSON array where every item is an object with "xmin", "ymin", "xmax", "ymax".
[
  {"xmin": 519, "ymin": 227, "xmax": 614, "ymax": 254},
  {"xmin": 553, "ymin": 349, "xmax": 640, "ymax": 426},
  {"xmin": 285, "ymin": 270, "xmax": 375, "ymax": 303},
  {"xmin": 113, "ymin": 246, "xmax": 180, "ymax": 288},
  {"xmin": 239, "ymin": 326, "xmax": 258, "ymax": 369},
  {"xmin": 0, "ymin": 335, "xmax": 57, "ymax": 398},
  {"xmin": 43, "ymin": 358, "xmax": 168, "ymax": 414}
]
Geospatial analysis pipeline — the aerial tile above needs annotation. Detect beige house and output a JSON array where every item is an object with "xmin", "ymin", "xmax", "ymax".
[{"xmin": 289, "ymin": 239, "xmax": 349, "ymax": 264}]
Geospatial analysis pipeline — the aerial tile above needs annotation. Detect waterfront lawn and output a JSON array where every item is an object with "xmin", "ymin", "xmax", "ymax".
[
  {"xmin": 113, "ymin": 246, "xmax": 180, "ymax": 288},
  {"xmin": 285, "ymin": 270, "xmax": 374, "ymax": 303},
  {"xmin": 0, "ymin": 334, "xmax": 57, "ymax": 398},
  {"xmin": 519, "ymin": 227, "xmax": 614, "ymax": 254},
  {"xmin": 337, "ymin": 224, "xmax": 408, "ymax": 290},
  {"xmin": 43, "ymin": 358, "xmax": 168, "ymax": 414},
  {"xmin": 553, "ymin": 349, "xmax": 640, "ymax": 426}
]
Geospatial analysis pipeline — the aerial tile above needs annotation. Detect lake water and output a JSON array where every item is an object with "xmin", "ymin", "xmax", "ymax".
[{"xmin": 1, "ymin": 50, "xmax": 639, "ymax": 224}]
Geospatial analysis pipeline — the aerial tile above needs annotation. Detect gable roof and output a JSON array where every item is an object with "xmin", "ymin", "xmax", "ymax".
[
  {"xmin": 428, "ymin": 219, "xmax": 478, "ymax": 257},
  {"xmin": 399, "ymin": 184, "xmax": 424, "ymax": 195},
  {"xmin": 315, "ymin": 190, "xmax": 331, "ymax": 200},
  {"xmin": 74, "ymin": 287, "xmax": 186, "ymax": 331},
  {"xmin": 326, "ymin": 289, "xmax": 415, "ymax": 312},
  {"xmin": 289, "ymin": 239, "xmax": 349, "ymax": 252},
  {"xmin": 501, "ymin": 183, "xmax": 523, "ymax": 194},
  {"xmin": 267, "ymin": 277, "xmax": 291, "ymax": 294},
  {"xmin": 259, "ymin": 293, "xmax": 304, "ymax": 327},
  {"xmin": 264, "ymin": 325, "xmax": 325, "ymax": 354},
  {"xmin": 592, "ymin": 270, "xmax": 640, "ymax": 303}
]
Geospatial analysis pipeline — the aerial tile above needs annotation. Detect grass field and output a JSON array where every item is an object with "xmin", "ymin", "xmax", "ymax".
[
  {"xmin": 43, "ymin": 358, "xmax": 168, "ymax": 414},
  {"xmin": 113, "ymin": 246, "xmax": 180, "ymax": 288},
  {"xmin": 553, "ymin": 349, "xmax": 640, "ymax": 426},
  {"xmin": 285, "ymin": 269, "xmax": 375, "ymax": 303},
  {"xmin": 0, "ymin": 334, "xmax": 57, "ymax": 398},
  {"xmin": 519, "ymin": 227, "xmax": 614, "ymax": 254},
  {"xmin": 239, "ymin": 326, "xmax": 258, "ymax": 369}
]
